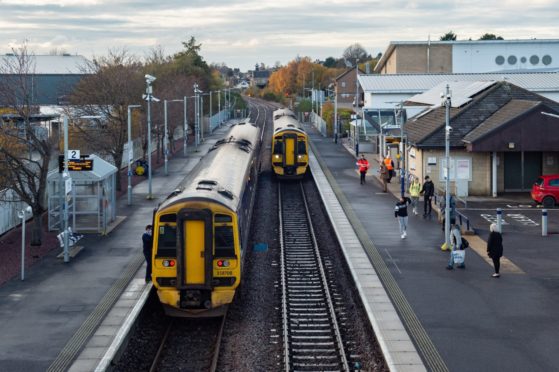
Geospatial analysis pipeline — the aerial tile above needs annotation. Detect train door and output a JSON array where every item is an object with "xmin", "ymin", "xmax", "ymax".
[
  {"xmin": 177, "ymin": 209, "xmax": 213, "ymax": 290},
  {"xmin": 284, "ymin": 133, "xmax": 297, "ymax": 166},
  {"xmin": 184, "ymin": 220, "xmax": 206, "ymax": 284}
]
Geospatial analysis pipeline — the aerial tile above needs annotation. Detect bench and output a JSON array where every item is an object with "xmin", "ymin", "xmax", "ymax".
[{"xmin": 57, "ymin": 227, "xmax": 84, "ymax": 248}]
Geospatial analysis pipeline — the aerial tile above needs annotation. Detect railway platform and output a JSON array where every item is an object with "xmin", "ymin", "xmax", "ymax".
[
  {"xmin": 307, "ymin": 125, "xmax": 559, "ymax": 372},
  {"xmin": 0, "ymin": 124, "xmax": 235, "ymax": 372}
]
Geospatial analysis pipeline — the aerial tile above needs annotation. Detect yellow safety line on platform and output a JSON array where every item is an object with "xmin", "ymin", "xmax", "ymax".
[{"xmin": 466, "ymin": 235, "xmax": 524, "ymax": 274}]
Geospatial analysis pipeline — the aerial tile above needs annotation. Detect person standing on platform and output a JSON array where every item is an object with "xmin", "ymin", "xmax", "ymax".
[
  {"xmin": 394, "ymin": 196, "xmax": 412, "ymax": 239},
  {"xmin": 379, "ymin": 164, "xmax": 389, "ymax": 192},
  {"xmin": 142, "ymin": 224, "xmax": 153, "ymax": 283},
  {"xmin": 487, "ymin": 223, "xmax": 503, "ymax": 278},
  {"xmin": 384, "ymin": 154, "xmax": 394, "ymax": 183},
  {"xmin": 420, "ymin": 175, "xmax": 434, "ymax": 218},
  {"xmin": 356, "ymin": 154, "xmax": 369, "ymax": 185},
  {"xmin": 447, "ymin": 223, "xmax": 464, "ymax": 270},
  {"xmin": 409, "ymin": 177, "xmax": 421, "ymax": 215}
]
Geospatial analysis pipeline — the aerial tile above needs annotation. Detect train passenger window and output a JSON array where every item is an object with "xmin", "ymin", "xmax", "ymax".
[
  {"xmin": 214, "ymin": 226, "xmax": 235, "ymax": 257},
  {"xmin": 215, "ymin": 214, "xmax": 232, "ymax": 223},
  {"xmin": 160, "ymin": 214, "xmax": 177, "ymax": 223},
  {"xmin": 156, "ymin": 224, "xmax": 177, "ymax": 257},
  {"xmin": 298, "ymin": 140, "xmax": 307, "ymax": 155},
  {"xmin": 273, "ymin": 141, "xmax": 283, "ymax": 154}
]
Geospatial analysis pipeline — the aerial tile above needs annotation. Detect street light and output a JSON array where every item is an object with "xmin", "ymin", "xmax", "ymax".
[
  {"xmin": 193, "ymin": 83, "xmax": 202, "ymax": 151},
  {"xmin": 164, "ymin": 98, "xmax": 188, "ymax": 175},
  {"xmin": 397, "ymin": 102, "xmax": 406, "ymax": 197},
  {"xmin": 443, "ymin": 84, "xmax": 452, "ymax": 250},
  {"xmin": 18, "ymin": 205, "xmax": 32, "ymax": 281},
  {"xmin": 143, "ymin": 74, "xmax": 159, "ymax": 199},
  {"xmin": 127, "ymin": 104, "xmax": 141, "ymax": 206},
  {"xmin": 354, "ymin": 60, "xmax": 360, "ymax": 155}
]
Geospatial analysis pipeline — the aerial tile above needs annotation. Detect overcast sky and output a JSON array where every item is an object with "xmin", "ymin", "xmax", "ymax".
[{"xmin": 1, "ymin": 0, "xmax": 557, "ymax": 71}]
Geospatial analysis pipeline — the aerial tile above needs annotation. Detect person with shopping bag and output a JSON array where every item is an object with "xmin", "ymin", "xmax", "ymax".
[{"xmin": 446, "ymin": 223, "xmax": 465, "ymax": 270}]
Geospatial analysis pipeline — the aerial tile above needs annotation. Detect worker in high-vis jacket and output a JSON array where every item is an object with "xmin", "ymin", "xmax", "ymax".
[{"xmin": 356, "ymin": 154, "xmax": 370, "ymax": 185}]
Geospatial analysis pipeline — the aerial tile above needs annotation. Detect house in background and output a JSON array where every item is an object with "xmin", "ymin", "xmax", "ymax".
[
  {"xmin": 405, "ymin": 81, "xmax": 559, "ymax": 197},
  {"xmin": 374, "ymin": 39, "xmax": 559, "ymax": 74}
]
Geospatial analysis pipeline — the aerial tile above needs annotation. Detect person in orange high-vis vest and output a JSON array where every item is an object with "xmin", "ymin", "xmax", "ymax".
[
  {"xmin": 356, "ymin": 154, "xmax": 369, "ymax": 185},
  {"xmin": 384, "ymin": 154, "xmax": 394, "ymax": 183}
]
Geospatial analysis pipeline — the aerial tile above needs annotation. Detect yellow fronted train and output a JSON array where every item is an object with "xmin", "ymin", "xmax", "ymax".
[
  {"xmin": 271, "ymin": 108, "xmax": 309, "ymax": 179},
  {"xmin": 151, "ymin": 121, "xmax": 260, "ymax": 317}
]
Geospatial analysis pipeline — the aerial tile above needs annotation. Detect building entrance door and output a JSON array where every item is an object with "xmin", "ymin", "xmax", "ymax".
[
  {"xmin": 504, "ymin": 152, "xmax": 542, "ymax": 191},
  {"xmin": 523, "ymin": 152, "xmax": 542, "ymax": 189}
]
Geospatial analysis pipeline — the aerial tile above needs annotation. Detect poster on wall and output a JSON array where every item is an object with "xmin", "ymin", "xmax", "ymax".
[{"xmin": 456, "ymin": 159, "xmax": 471, "ymax": 180}]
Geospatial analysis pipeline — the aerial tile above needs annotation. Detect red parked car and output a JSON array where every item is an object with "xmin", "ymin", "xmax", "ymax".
[{"xmin": 531, "ymin": 175, "xmax": 559, "ymax": 207}]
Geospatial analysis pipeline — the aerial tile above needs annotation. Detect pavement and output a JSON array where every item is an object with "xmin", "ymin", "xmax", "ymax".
[
  {"xmin": 307, "ymin": 125, "xmax": 559, "ymax": 372},
  {"xmin": 0, "ymin": 124, "xmax": 234, "ymax": 372}
]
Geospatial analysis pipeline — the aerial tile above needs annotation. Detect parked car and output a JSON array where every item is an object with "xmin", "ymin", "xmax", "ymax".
[{"xmin": 531, "ymin": 174, "xmax": 559, "ymax": 207}]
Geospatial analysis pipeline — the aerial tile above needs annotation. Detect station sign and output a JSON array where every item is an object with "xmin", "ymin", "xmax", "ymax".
[{"xmin": 58, "ymin": 155, "xmax": 94, "ymax": 172}]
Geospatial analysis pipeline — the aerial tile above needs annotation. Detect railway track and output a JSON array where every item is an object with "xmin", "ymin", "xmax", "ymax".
[
  {"xmin": 279, "ymin": 182, "xmax": 350, "ymax": 371},
  {"xmin": 148, "ymin": 315, "xmax": 226, "ymax": 372}
]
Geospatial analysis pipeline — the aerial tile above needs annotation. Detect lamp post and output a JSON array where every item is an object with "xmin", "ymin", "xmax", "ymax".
[
  {"xmin": 443, "ymin": 84, "xmax": 452, "ymax": 249},
  {"xmin": 398, "ymin": 101, "xmax": 406, "ymax": 197},
  {"xmin": 183, "ymin": 96, "xmax": 188, "ymax": 156},
  {"xmin": 218, "ymin": 90, "xmax": 221, "ymax": 126},
  {"xmin": 18, "ymin": 206, "xmax": 32, "ymax": 280},
  {"xmin": 193, "ymin": 83, "xmax": 201, "ymax": 150},
  {"xmin": 144, "ymin": 74, "xmax": 157, "ymax": 199},
  {"xmin": 127, "ymin": 104, "xmax": 141, "ymax": 205},
  {"xmin": 354, "ymin": 60, "xmax": 360, "ymax": 155},
  {"xmin": 63, "ymin": 115, "xmax": 70, "ymax": 262},
  {"xmin": 334, "ymin": 83, "xmax": 338, "ymax": 143}
]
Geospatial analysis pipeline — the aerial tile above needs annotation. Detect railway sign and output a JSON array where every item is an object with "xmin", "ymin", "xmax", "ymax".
[{"xmin": 58, "ymin": 155, "xmax": 94, "ymax": 172}]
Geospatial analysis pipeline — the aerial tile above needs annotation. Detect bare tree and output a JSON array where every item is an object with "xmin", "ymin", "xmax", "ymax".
[
  {"xmin": 0, "ymin": 43, "xmax": 58, "ymax": 245},
  {"xmin": 69, "ymin": 49, "xmax": 144, "ymax": 191},
  {"xmin": 342, "ymin": 43, "xmax": 370, "ymax": 64}
]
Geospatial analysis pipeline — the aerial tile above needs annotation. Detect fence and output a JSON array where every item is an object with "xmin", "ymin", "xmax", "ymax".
[
  {"xmin": 0, "ymin": 189, "xmax": 30, "ymax": 236},
  {"xmin": 310, "ymin": 112, "xmax": 328, "ymax": 137}
]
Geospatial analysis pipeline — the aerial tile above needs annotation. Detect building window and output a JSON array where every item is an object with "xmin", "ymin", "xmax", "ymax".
[
  {"xmin": 341, "ymin": 82, "xmax": 346, "ymax": 88},
  {"xmin": 507, "ymin": 55, "xmax": 517, "ymax": 65},
  {"xmin": 542, "ymin": 55, "xmax": 552, "ymax": 65},
  {"xmin": 530, "ymin": 55, "xmax": 539, "ymax": 65},
  {"xmin": 495, "ymin": 56, "xmax": 505, "ymax": 65}
]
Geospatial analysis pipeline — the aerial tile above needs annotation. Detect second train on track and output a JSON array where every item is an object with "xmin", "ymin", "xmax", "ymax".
[{"xmin": 271, "ymin": 108, "xmax": 309, "ymax": 179}]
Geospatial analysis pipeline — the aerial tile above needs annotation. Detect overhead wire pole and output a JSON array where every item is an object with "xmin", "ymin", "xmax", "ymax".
[
  {"xmin": 183, "ymin": 96, "xmax": 188, "ymax": 156},
  {"xmin": 164, "ymin": 99, "xmax": 169, "ymax": 176},
  {"xmin": 334, "ymin": 83, "xmax": 338, "ymax": 144},
  {"xmin": 127, "ymin": 104, "xmax": 141, "ymax": 205},
  {"xmin": 444, "ymin": 84, "xmax": 452, "ymax": 250},
  {"xmin": 354, "ymin": 59, "xmax": 360, "ymax": 155},
  {"xmin": 399, "ymin": 101, "xmax": 405, "ymax": 197}
]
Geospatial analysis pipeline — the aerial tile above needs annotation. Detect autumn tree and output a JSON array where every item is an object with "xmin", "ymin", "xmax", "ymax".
[
  {"xmin": 69, "ymin": 49, "xmax": 144, "ymax": 191},
  {"xmin": 0, "ymin": 43, "xmax": 58, "ymax": 245}
]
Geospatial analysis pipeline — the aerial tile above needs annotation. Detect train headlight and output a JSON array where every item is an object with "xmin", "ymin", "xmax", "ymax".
[
  {"xmin": 163, "ymin": 259, "xmax": 176, "ymax": 267},
  {"xmin": 217, "ymin": 259, "xmax": 230, "ymax": 267},
  {"xmin": 274, "ymin": 155, "xmax": 280, "ymax": 159},
  {"xmin": 298, "ymin": 155, "xmax": 303, "ymax": 159}
]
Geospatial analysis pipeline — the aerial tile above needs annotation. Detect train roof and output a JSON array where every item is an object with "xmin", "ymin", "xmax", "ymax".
[
  {"xmin": 273, "ymin": 115, "xmax": 305, "ymax": 135},
  {"xmin": 273, "ymin": 108, "xmax": 296, "ymax": 120},
  {"xmin": 158, "ymin": 122, "xmax": 260, "ymax": 212}
]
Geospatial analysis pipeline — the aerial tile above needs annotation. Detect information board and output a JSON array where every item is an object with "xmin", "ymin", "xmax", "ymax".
[{"xmin": 58, "ymin": 155, "xmax": 94, "ymax": 172}]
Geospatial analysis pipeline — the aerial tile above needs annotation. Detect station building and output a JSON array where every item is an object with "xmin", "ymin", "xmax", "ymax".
[{"xmin": 404, "ymin": 81, "xmax": 559, "ymax": 197}]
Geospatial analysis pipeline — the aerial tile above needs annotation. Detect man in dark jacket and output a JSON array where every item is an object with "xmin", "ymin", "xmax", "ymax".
[
  {"xmin": 394, "ymin": 196, "xmax": 412, "ymax": 239},
  {"xmin": 487, "ymin": 223, "xmax": 503, "ymax": 278},
  {"xmin": 420, "ymin": 175, "xmax": 435, "ymax": 218},
  {"xmin": 142, "ymin": 225, "xmax": 153, "ymax": 283}
]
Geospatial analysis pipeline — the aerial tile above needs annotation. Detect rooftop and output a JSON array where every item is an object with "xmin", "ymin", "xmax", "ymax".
[{"xmin": 0, "ymin": 54, "xmax": 90, "ymax": 75}]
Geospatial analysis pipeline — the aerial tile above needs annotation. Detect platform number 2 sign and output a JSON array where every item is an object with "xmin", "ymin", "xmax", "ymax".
[{"xmin": 68, "ymin": 150, "xmax": 80, "ymax": 160}]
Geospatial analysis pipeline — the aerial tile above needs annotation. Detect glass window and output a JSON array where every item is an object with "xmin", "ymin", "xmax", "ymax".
[
  {"xmin": 273, "ymin": 140, "xmax": 284, "ymax": 154},
  {"xmin": 549, "ymin": 179, "xmax": 559, "ymax": 187},
  {"xmin": 157, "ymin": 224, "xmax": 177, "ymax": 257},
  {"xmin": 215, "ymin": 226, "xmax": 235, "ymax": 257},
  {"xmin": 298, "ymin": 140, "xmax": 307, "ymax": 155}
]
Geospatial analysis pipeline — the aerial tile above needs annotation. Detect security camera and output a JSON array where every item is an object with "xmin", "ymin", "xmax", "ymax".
[
  {"xmin": 145, "ymin": 74, "xmax": 156, "ymax": 84},
  {"xmin": 445, "ymin": 125, "xmax": 453, "ymax": 132},
  {"xmin": 25, "ymin": 206, "xmax": 32, "ymax": 214}
]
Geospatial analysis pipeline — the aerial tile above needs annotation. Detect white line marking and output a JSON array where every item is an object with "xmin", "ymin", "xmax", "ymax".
[{"xmin": 384, "ymin": 249, "xmax": 402, "ymax": 274}]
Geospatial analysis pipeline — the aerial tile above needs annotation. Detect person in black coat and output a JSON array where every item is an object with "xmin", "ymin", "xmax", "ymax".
[
  {"xmin": 487, "ymin": 223, "xmax": 503, "ymax": 278},
  {"xmin": 142, "ymin": 225, "xmax": 153, "ymax": 282},
  {"xmin": 420, "ymin": 175, "xmax": 435, "ymax": 218}
]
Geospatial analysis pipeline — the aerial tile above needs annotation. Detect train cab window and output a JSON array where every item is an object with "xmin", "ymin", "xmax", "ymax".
[
  {"xmin": 215, "ymin": 214, "xmax": 232, "ymax": 223},
  {"xmin": 297, "ymin": 140, "xmax": 307, "ymax": 155},
  {"xmin": 214, "ymin": 226, "xmax": 235, "ymax": 258},
  {"xmin": 273, "ymin": 141, "xmax": 284, "ymax": 154},
  {"xmin": 157, "ymin": 221, "xmax": 177, "ymax": 258}
]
